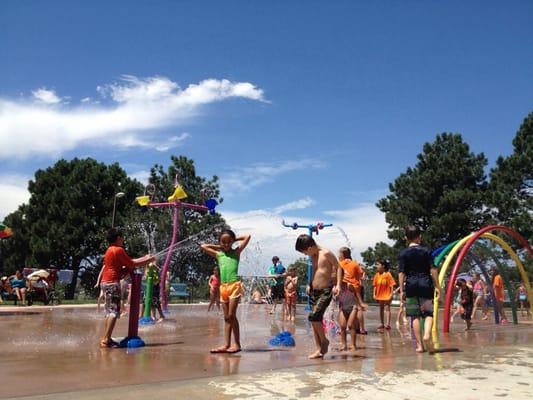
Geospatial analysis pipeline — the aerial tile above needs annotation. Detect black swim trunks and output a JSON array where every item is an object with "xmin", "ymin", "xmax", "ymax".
[
  {"xmin": 308, "ymin": 287, "xmax": 333, "ymax": 322},
  {"xmin": 271, "ymin": 284, "xmax": 285, "ymax": 301},
  {"xmin": 151, "ymin": 285, "xmax": 161, "ymax": 308},
  {"xmin": 461, "ymin": 305, "xmax": 473, "ymax": 321}
]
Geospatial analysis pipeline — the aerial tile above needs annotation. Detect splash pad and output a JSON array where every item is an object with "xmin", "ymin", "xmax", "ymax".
[{"xmin": 431, "ymin": 225, "xmax": 532, "ymax": 339}]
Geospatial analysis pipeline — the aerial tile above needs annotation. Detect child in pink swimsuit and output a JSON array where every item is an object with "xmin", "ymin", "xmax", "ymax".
[{"xmin": 208, "ymin": 267, "xmax": 221, "ymax": 312}]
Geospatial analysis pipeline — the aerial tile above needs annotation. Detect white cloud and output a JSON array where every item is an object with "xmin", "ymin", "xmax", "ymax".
[
  {"xmin": 0, "ymin": 76, "xmax": 265, "ymax": 160},
  {"xmin": 32, "ymin": 88, "xmax": 62, "ymax": 104},
  {"xmin": 271, "ymin": 197, "xmax": 315, "ymax": 214},
  {"xmin": 154, "ymin": 133, "xmax": 191, "ymax": 152},
  {"xmin": 0, "ymin": 174, "xmax": 31, "ymax": 221},
  {"xmin": 220, "ymin": 159, "xmax": 326, "ymax": 193},
  {"xmin": 129, "ymin": 170, "xmax": 151, "ymax": 185},
  {"xmin": 221, "ymin": 202, "xmax": 389, "ymax": 276}
]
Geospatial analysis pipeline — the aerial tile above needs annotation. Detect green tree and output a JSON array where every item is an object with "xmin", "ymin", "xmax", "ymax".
[
  {"xmin": 376, "ymin": 133, "xmax": 488, "ymax": 249},
  {"xmin": 486, "ymin": 112, "xmax": 533, "ymax": 241},
  {"xmin": 0, "ymin": 205, "xmax": 32, "ymax": 274},
  {"xmin": 287, "ymin": 257, "xmax": 309, "ymax": 286},
  {"xmin": 0, "ymin": 158, "xmax": 143, "ymax": 298},
  {"xmin": 360, "ymin": 241, "xmax": 401, "ymax": 275}
]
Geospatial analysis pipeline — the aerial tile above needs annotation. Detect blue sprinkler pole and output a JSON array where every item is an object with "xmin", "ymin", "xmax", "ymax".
[{"xmin": 282, "ymin": 220, "xmax": 333, "ymax": 310}]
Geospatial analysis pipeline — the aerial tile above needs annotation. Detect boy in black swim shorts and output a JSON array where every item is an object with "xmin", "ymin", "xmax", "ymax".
[
  {"xmin": 295, "ymin": 234, "xmax": 342, "ymax": 359},
  {"xmin": 399, "ymin": 225, "xmax": 440, "ymax": 353}
]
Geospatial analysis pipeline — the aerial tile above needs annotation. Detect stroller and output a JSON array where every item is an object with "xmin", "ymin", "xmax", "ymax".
[{"xmin": 27, "ymin": 269, "xmax": 62, "ymax": 306}]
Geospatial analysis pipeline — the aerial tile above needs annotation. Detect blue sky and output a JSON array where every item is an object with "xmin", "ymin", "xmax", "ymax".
[{"xmin": 1, "ymin": 1, "xmax": 532, "ymax": 270}]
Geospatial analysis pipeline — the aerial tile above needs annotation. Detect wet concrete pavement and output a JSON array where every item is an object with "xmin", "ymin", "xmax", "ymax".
[{"xmin": 1, "ymin": 304, "xmax": 532, "ymax": 399}]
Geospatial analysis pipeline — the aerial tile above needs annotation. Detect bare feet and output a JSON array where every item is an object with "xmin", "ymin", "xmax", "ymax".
[
  {"xmin": 210, "ymin": 345, "xmax": 229, "ymax": 353},
  {"xmin": 423, "ymin": 337, "xmax": 434, "ymax": 354},
  {"xmin": 336, "ymin": 344, "xmax": 348, "ymax": 351},
  {"xmin": 156, "ymin": 318, "xmax": 165, "ymax": 323},
  {"xmin": 415, "ymin": 347, "xmax": 425, "ymax": 353},
  {"xmin": 226, "ymin": 346, "xmax": 242, "ymax": 354},
  {"xmin": 100, "ymin": 339, "xmax": 120, "ymax": 348},
  {"xmin": 308, "ymin": 350, "xmax": 324, "ymax": 359}
]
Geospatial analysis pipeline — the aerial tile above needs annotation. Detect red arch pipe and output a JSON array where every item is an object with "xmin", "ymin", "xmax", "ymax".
[{"xmin": 443, "ymin": 225, "xmax": 533, "ymax": 333}]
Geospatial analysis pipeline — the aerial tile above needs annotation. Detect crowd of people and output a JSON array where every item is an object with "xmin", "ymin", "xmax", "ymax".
[
  {"xmin": 0, "ymin": 270, "xmax": 54, "ymax": 305},
  {"xmin": 198, "ymin": 225, "xmax": 530, "ymax": 358},
  {"xmin": 92, "ymin": 225, "xmax": 530, "ymax": 356}
]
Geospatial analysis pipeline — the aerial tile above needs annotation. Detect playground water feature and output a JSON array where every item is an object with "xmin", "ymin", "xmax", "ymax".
[{"xmin": 1, "ymin": 304, "xmax": 533, "ymax": 399}]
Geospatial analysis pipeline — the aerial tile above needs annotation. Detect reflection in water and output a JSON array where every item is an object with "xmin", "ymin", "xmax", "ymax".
[
  {"xmin": 1, "ymin": 304, "xmax": 533, "ymax": 399},
  {"xmin": 220, "ymin": 354, "xmax": 241, "ymax": 375}
]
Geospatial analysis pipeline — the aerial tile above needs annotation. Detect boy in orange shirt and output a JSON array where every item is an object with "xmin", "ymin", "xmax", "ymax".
[
  {"xmin": 100, "ymin": 228, "xmax": 155, "ymax": 348},
  {"xmin": 491, "ymin": 269, "xmax": 508, "ymax": 324},
  {"xmin": 372, "ymin": 260, "xmax": 396, "ymax": 332}
]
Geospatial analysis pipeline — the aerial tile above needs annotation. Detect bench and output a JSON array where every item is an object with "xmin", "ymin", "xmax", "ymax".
[
  {"xmin": 169, "ymin": 283, "xmax": 189, "ymax": 303},
  {"xmin": 1, "ymin": 290, "xmax": 34, "ymax": 306},
  {"xmin": 1, "ymin": 292, "xmax": 22, "ymax": 305}
]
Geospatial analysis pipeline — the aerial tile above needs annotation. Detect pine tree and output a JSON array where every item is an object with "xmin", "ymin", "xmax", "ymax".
[{"xmin": 487, "ymin": 112, "xmax": 533, "ymax": 241}]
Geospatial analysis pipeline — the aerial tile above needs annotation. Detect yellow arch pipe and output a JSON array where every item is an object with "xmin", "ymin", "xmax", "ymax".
[
  {"xmin": 483, "ymin": 233, "xmax": 533, "ymax": 317},
  {"xmin": 432, "ymin": 234, "xmax": 473, "ymax": 338},
  {"xmin": 432, "ymin": 232, "xmax": 532, "ymax": 338}
]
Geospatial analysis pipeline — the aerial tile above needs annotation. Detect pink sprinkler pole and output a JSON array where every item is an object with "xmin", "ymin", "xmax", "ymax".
[
  {"xmin": 120, "ymin": 269, "xmax": 146, "ymax": 348},
  {"xmin": 160, "ymin": 206, "xmax": 179, "ymax": 313}
]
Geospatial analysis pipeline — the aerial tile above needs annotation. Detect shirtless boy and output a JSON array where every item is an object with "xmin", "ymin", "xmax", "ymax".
[{"xmin": 295, "ymin": 234, "xmax": 342, "ymax": 359}]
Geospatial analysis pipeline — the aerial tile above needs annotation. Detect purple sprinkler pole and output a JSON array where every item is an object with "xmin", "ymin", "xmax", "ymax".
[{"xmin": 281, "ymin": 220, "xmax": 332, "ymax": 310}]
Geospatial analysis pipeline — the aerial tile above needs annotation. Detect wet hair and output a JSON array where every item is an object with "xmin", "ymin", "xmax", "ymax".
[
  {"xmin": 456, "ymin": 278, "xmax": 467, "ymax": 286},
  {"xmin": 107, "ymin": 228, "xmax": 123, "ymax": 244},
  {"xmin": 339, "ymin": 247, "xmax": 352, "ymax": 259},
  {"xmin": 219, "ymin": 229, "xmax": 236, "ymax": 241},
  {"xmin": 295, "ymin": 234, "xmax": 316, "ymax": 252},
  {"xmin": 377, "ymin": 259, "xmax": 390, "ymax": 272},
  {"xmin": 405, "ymin": 225, "xmax": 421, "ymax": 241},
  {"xmin": 272, "ymin": 256, "xmax": 280, "ymax": 263}
]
